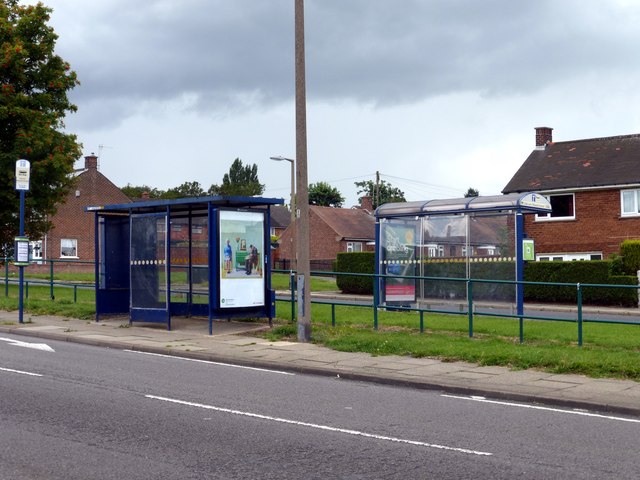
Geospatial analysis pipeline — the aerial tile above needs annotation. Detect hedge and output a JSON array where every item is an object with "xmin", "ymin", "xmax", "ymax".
[{"xmin": 335, "ymin": 253, "xmax": 638, "ymax": 307}]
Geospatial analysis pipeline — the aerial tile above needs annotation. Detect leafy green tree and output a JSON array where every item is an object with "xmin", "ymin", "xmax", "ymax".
[
  {"xmin": 309, "ymin": 181, "xmax": 344, "ymax": 207},
  {"xmin": 163, "ymin": 181, "xmax": 206, "ymax": 199},
  {"xmin": 0, "ymin": 1, "xmax": 81, "ymax": 256},
  {"xmin": 354, "ymin": 179, "xmax": 406, "ymax": 209},
  {"xmin": 120, "ymin": 184, "xmax": 165, "ymax": 199},
  {"xmin": 464, "ymin": 187, "xmax": 479, "ymax": 197},
  {"xmin": 215, "ymin": 158, "xmax": 264, "ymax": 196}
]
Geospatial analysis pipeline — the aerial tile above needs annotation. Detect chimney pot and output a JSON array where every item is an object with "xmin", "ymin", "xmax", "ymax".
[
  {"xmin": 535, "ymin": 127, "xmax": 553, "ymax": 148},
  {"xmin": 84, "ymin": 154, "xmax": 98, "ymax": 170}
]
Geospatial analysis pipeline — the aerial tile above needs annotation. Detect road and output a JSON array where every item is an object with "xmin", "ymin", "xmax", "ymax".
[{"xmin": 1, "ymin": 334, "xmax": 639, "ymax": 479}]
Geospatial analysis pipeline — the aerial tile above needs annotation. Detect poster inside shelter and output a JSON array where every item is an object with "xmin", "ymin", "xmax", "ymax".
[{"xmin": 219, "ymin": 210, "xmax": 265, "ymax": 308}]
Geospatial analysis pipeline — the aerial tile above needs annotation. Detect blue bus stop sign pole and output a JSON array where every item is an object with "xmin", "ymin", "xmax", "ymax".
[{"xmin": 15, "ymin": 159, "xmax": 30, "ymax": 324}]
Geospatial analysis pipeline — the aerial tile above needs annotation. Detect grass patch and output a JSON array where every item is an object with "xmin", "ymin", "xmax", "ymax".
[{"xmin": 271, "ymin": 301, "xmax": 640, "ymax": 381}]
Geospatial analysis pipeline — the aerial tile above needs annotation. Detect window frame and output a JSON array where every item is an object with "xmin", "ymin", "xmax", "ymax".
[
  {"xmin": 620, "ymin": 188, "xmax": 640, "ymax": 217},
  {"xmin": 60, "ymin": 238, "xmax": 78, "ymax": 258},
  {"xmin": 535, "ymin": 193, "xmax": 576, "ymax": 221}
]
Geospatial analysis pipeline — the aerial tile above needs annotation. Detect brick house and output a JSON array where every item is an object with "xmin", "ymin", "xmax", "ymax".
[
  {"xmin": 32, "ymin": 154, "xmax": 131, "ymax": 270},
  {"xmin": 503, "ymin": 127, "xmax": 640, "ymax": 260},
  {"xmin": 277, "ymin": 205, "xmax": 376, "ymax": 269}
]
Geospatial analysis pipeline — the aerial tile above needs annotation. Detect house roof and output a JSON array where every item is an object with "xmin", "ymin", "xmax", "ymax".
[
  {"xmin": 270, "ymin": 205, "xmax": 292, "ymax": 229},
  {"xmin": 311, "ymin": 206, "xmax": 375, "ymax": 241},
  {"xmin": 503, "ymin": 133, "xmax": 640, "ymax": 193}
]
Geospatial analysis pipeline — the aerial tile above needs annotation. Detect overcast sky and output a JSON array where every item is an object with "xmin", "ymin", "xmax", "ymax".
[{"xmin": 35, "ymin": 0, "xmax": 640, "ymax": 206}]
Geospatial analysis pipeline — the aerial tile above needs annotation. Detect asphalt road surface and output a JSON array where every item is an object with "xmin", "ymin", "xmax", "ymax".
[{"xmin": 1, "ymin": 334, "xmax": 639, "ymax": 479}]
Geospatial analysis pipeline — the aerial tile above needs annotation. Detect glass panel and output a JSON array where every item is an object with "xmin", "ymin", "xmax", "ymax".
[
  {"xmin": 191, "ymin": 215, "xmax": 209, "ymax": 305},
  {"xmin": 131, "ymin": 214, "xmax": 167, "ymax": 309},
  {"xmin": 622, "ymin": 191, "xmax": 634, "ymax": 213},
  {"xmin": 378, "ymin": 218, "xmax": 419, "ymax": 304},
  {"xmin": 169, "ymin": 216, "xmax": 189, "ymax": 304}
]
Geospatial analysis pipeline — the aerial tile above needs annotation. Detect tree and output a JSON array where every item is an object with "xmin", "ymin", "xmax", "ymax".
[
  {"xmin": 214, "ymin": 158, "xmax": 264, "ymax": 196},
  {"xmin": 354, "ymin": 179, "xmax": 406, "ymax": 209},
  {"xmin": 0, "ymin": 1, "xmax": 81, "ymax": 256},
  {"xmin": 464, "ymin": 187, "xmax": 479, "ymax": 197},
  {"xmin": 163, "ymin": 181, "xmax": 206, "ymax": 199},
  {"xmin": 308, "ymin": 181, "xmax": 344, "ymax": 207},
  {"xmin": 120, "ymin": 184, "xmax": 165, "ymax": 199}
]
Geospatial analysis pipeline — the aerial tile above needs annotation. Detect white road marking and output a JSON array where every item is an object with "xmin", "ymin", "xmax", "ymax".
[
  {"xmin": 442, "ymin": 394, "xmax": 640, "ymax": 424},
  {"xmin": 0, "ymin": 366, "xmax": 42, "ymax": 377},
  {"xmin": 125, "ymin": 350, "xmax": 294, "ymax": 375},
  {"xmin": 146, "ymin": 394, "xmax": 493, "ymax": 456},
  {"xmin": 0, "ymin": 337, "xmax": 55, "ymax": 352}
]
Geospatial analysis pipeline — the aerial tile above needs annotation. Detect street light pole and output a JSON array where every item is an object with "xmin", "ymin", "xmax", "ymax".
[
  {"xmin": 294, "ymin": 0, "xmax": 311, "ymax": 342},
  {"xmin": 270, "ymin": 155, "xmax": 296, "ymax": 272}
]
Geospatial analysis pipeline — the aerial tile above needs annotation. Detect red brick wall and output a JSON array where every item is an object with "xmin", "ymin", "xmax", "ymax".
[
  {"xmin": 44, "ymin": 164, "xmax": 131, "ymax": 262},
  {"xmin": 524, "ymin": 189, "xmax": 640, "ymax": 258}
]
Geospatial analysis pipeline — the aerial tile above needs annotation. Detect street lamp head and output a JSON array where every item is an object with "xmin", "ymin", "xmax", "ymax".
[{"xmin": 270, "ymin": 155, "xmax": 294, "ymax": 164}]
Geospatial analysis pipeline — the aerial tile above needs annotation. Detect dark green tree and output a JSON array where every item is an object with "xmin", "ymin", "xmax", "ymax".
[
  {"xmin": 308, "ymin": 181, "xmax": 344, "ymax": 207},
  {"xmin": 354, "ymin": 179, "xmax": 406, "ymax": 209},
  {"xmin": 0, "ymin": 1, "xmax": 82, "ymax": 256},
  {"xmin": 215, "ymin": 158, "xmax": 264, "ymax": 196},
  {"xmin": 464, "ymin": 187, "xmax": 479, "ymax": 197},
  {"xmin": 163, "ymin": 181, "xmax": 206, "ymax": 199},
  {"xmin": 120, "ymin": 184, "xmax": 165, "ymax": 199}
]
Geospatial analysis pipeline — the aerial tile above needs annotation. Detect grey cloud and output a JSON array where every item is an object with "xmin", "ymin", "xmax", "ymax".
[{"xmin": 52, "ymin": 0, "xmax": 640, "ymax": 128}]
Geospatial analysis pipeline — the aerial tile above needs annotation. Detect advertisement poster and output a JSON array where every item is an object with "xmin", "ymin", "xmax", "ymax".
[
  {"xmin": 382, "ymin": 222, "xmax": 417, "ymax": 303},
  {"xmin": 219, "ymin": 210, "xmax": 265, "ymax": 308}
]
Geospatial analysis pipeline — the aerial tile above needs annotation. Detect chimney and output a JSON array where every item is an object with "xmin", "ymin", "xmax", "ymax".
[
  {"xmin": 360, "ymin": 195, "xmax": 374, "ymax": 212},
  {"xmin": 535, "ymin": 127, "xmax": 553, "ymax": 149},
  {"xmin": 84, "ymin": 154, "xmax": 98, "ymax": 170}
]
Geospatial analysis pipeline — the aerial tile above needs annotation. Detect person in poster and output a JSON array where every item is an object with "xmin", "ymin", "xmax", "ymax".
[{"xmin": 223, "ymin": 239, "xmax": 232, "ymax": 274}]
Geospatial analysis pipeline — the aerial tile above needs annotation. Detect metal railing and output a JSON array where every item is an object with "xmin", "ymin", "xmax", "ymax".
[{"xmin": 273, "ymin": 269, "xmax": 640, "ymax": 346}]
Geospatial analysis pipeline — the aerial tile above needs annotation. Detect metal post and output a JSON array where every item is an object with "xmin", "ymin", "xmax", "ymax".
[
  {"xmin": 295, "ymin": 0, "xmax": 311, "ymax": 342},
  {"xmin": 515, "ymin": 212, "xmax": 525, "ymax": 344},
  {"xmin": 18, "ymin": 190, "xmax": 25, "ymax": 323},
  {"xmin": 49, "ymin": 260, "xmax": 54, "ymax": 300},
  {"xmin": 577, "ymin": 283, "xmax": 583, "ymax": 347},
  {"xmin": 467, "ymin": 280, "xmax": 473, "ymax": 338},
  {"xmin": 290, "ymin": 271, "xmax": 296, "ymax": 322}
]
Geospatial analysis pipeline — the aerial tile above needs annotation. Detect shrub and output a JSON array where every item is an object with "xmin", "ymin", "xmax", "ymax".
[
  {"xmin": 335, "ymin": 252, "xmax": 374, "ymax": 294},
  {"xmin": 620, "ymin": 240, "xmax": 640, "ymax": 275}
]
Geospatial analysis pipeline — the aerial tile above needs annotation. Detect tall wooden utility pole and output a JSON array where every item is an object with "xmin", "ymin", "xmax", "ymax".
[{"xmin": 295, "ymin": 0, "xmax": 311, "ymax": 342}]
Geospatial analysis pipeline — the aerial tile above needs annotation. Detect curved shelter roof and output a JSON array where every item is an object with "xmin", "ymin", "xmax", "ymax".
[{"xmin": 375, "ymin": 192, "xmax": 551, "ymax": 218}]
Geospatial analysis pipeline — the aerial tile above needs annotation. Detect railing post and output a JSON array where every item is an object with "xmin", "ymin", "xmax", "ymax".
[
  {"xmin": 25, "ymin": 280, "xmax": 29, "ymax": 300},
  {"xmin": 74, "ymin": 284, "xmax": 78, "ymax": 303},
  {"xmin": 290, "ymin": 270, "xmax": 296, "ymax": 322},
  {"xmin": 577, "ymin": 283, "xmax": 583, "ymax": 347},
  {"xmin": 419, "ymin": 310, "xmax": 424, "ymax": 333},
  {"xmin": 467, "ymin": 279, "xmax": 473, "ymax": 338},
  {"xmin": 373, "ymin": 272, "xmax": 379, "ymax": 331},
  {"xmin": 331, "ymin": 303, "xmax": 336, "ymax": 327},
  {"xmin": 49, "ymin": 260, "xmax": 54, "ymax": 300},
  {"xmin": 4, "ymin": 257, "xmax": 8, "ymax": 297}
]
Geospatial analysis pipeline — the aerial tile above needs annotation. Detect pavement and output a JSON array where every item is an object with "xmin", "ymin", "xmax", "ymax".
[{"xmin": 1, "ymin": 308, "xmax": 640, "ymax": 418}]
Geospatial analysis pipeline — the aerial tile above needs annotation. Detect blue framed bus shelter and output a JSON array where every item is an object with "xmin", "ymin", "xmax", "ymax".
[{"xmin": 87, "ymin": 195, "xmax": 284, "ymax": 334}]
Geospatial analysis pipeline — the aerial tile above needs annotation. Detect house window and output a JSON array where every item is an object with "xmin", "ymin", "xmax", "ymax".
[
  {"xmin": 536, "ymin": 252, "xmax": 602, "ymax": 261},
  {"xmin": 347, "ymin": 242, "xmax": 363, "ymax": 252},
  {"xmin": 61, "ymin": 238, "xmax": 78, "ymax": 258},
  {"xmin": 30, "ymin": 240, "xmax": 43, "ymax": 260},
  {"xmin": 191, "ymin": 225, "xmax": 203, "ymax": 234},
  {"xmin": 621, "ymin": 189, "xmax": 640, "ymax": 216},
  {"xmin": 536, "ymin": 193, "xmax": 575, "ymax": 220}
]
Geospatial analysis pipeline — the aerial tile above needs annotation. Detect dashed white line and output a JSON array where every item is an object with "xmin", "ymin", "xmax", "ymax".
[
  {"xmin": 0, "ymin": 366, "xmax": 42, "ymax": 377},
  {"xmin": 124, "ymin": 350, "xmax": 294, "ymax": 375},
  {"xmin": 146, "ymin": 394, "xmax": 493, "ymax": 456},
  {"xmin": 442, "ymin": 394, "xmax": 640, "ymax": 423}
]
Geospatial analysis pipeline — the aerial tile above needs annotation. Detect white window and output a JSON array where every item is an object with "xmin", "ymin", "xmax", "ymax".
[
  {"xmin": 347, "ymin": 242, "xmax": 363, "ymax": 252},
  {"xmin": 621, "ymin": 189, "xmax": 640, "ymax": 216},
  {"xmin": 536, "ymin": 193, "xmax": 575, "ymax": 221},
  {"xmin": 536, "ymin": 252, "xmax": 602, "ymax": 262},
  {"xmin": 60, "ymin": 238, "xmax": 77, "ymax": 258},
  {"xmin": 29, "ymin": 240, "xmax": 43, "ymax": 260}
]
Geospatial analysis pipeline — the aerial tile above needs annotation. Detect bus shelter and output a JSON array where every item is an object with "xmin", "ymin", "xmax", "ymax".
[
  {"xmin": 375, "ymin": 192, "xmax": 552, "ymax": 317},
  {"xmin": 87, "ymin": 195, "xmax": 283, "ymax": 333}
]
